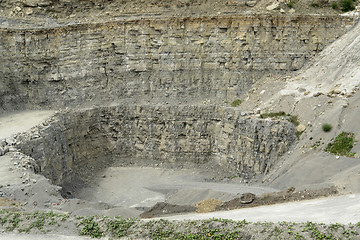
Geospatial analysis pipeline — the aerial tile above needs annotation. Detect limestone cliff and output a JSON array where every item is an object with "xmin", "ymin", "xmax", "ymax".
[{"xmin": 0, "ymin": 15, "xmax": 354, "ymax": 112}]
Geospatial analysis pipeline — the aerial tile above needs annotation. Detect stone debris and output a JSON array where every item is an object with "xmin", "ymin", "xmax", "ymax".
[
  {"xmin": 245, "ymin": 0, "xmax": 257, "ymax": 7},
  {"xmin": 266, "ymin": 1, "xmax": 280, "ymax": 11},
  {"xmin": 195, "ymin": 199, "xmax": 223, "ymax": 213}
]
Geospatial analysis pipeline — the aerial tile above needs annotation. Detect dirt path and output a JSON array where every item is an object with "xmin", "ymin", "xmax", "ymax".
[{"xmin": 157, "ymin": 193, "xmax": 360, "ymax": 224}]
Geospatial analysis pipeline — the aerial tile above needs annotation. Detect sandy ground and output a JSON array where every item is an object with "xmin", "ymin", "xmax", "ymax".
[
  {"xmin": 0, "ymin": 111, "xmax": 54, "ymax": 193},
  {"xmin": 158, "ymin": 193, "xmax": 360, "ymax": 224},
  {"xmin": 0, "ymin": 110, "xmax": 54, "ymax": 192},
  {"xmin": 0, "ymin": 233, "xmax": 99, "ymax": 240},
  {"xmin": 77, "ymin": 167, "xmax": 278, "ymax": 207},
  {"xmin": 73, "ymin": 166, "xmax": 278, "ymax": 217},
  {"xmin": 240, "ymin": 20, "xmax": 360, "ymax": 195},
  {"xmin": 0, "ymin": 111, "xmax": 54, "ymax": 139}
]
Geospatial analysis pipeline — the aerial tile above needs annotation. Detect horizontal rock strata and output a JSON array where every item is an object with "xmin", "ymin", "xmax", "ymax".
[{"xmin": 0, "ymin": 15, "xmax": 355, "ymax": 112}]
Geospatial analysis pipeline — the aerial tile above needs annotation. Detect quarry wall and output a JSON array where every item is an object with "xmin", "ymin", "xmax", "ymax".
[
  {"xmin": 0, "ymin": 15, "xmax": 355, "ymax": 112},
  {"xmin": 13, "ymin": 106, "xmax": 296, "ymax": 188}
]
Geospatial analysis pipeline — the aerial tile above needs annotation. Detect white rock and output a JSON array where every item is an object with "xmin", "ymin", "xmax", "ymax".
[
  {"xmin": 296, "ymin": 124, "xmax": 306, "ymax": 133},
  {"xmin": 266, "ymin": 1, "xmax": 280, "ymax": 11},
  {"xmin": 289, "ymin": 8, "xmax": 296, "ymax": 14}
]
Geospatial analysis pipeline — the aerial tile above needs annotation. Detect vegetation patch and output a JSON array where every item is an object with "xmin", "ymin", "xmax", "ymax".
[
  {"xmin": 340, "ymin": 0, "xmax": 355, "ymax": 11},
  {"xmin": 288, "ymin": 0, "xmax": 295, "ymax": 8},
  {"xmin": 78, "ymin": 216, "xmax": 103, "ymax": 238},
  {"xmin": 260, "ymin": 111, "xmax": 300, "ymax": 126},
  {"xmin": 106, "ymin": 217, "xmax": 136, "ymax": 238},
  {"xmin": 325, "ymin": 132, "xmax": 355, "ymax": 157},
  {"xmin": 322, "ymin": 123, "xmax": 332, "ymax": 132},
  {"xmin": 1, "ymin": 210, "xmax": 360, "ymax": 239},
  {"xmin": 230, "ymin": 99, "xmax": 242, "ymax": 107}
]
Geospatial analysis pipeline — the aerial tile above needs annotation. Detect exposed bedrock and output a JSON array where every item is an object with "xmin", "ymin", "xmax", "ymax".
[
  {"xmin": 13, "ymin": 105, "xmax": 296, "ymax": 194},
  {"xmin": 0, "ymin": 15, "xmax": 355, "ymax": 112}
]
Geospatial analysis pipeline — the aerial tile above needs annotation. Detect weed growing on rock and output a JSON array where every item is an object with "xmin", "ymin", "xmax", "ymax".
[
  {"xmin": 260, "ymin": 112, "xmax": 299, "ymax": 126},
  {"xmin": 322, "ymin": 123, "xmax": 332, "ymax": 132},
  {"xmin": 6, "ymin": 212, "xmax": 21, "ymax": 231},
  {"xmin": 260, "ymin": 111, "xmax": 287, "ymax": 118},
  {"xmin": 311, "ymin": 2, "xmax": 319, "ymax": 7},
  {"xmin": 288, "ymin": 0, "xmax": 295, "ymax": 8},
  {"xmin": 230, "ymin": 99, "xmax": 242, "ymax": 107},
  {"xmin": 78, "ymin": 217, "xmax": 103, "ymax": 238},
  {"xmin": 325, "ymin": 132, "xmax": 355, "ymax": 157},
  {"xmin": 106, "ymin": 217, "xmax": 136, "ymax": 238}
]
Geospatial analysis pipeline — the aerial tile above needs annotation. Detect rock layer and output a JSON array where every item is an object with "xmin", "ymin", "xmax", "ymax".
[{"xmin": 0, "ymin": 15, "xmax": 355, "ymax": 112}]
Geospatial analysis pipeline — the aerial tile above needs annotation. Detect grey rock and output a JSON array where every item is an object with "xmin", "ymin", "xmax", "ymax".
[
  {"xmin": 266, "ymin": 1, "xmax": 280, "ymax": 11},
  {"xmin": 0, "ymin": 16, "xmax": 353, "ymax": 113},
  {"xmin": 245, "ymin": 0, "xmax": 257, "ymax": 7}
]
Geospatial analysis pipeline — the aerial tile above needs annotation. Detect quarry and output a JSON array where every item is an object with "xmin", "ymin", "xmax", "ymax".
[{"xmin": 1, "ymin": 0, "xmax": 360, "ymax": 238}]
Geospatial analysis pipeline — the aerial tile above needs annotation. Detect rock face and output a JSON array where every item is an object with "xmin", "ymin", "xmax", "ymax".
[
  {"xmin": 0, "ymin": 15, "xmax": 354, "ymax": 112},
  {"xmin": 13, "ymin": 106, "xmax": 296, "ymax": 190}
]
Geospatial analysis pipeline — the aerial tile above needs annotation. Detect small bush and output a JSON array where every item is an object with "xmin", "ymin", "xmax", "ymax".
[
  {"xmin": 341, "ymin": 0, "xmax": 355, "ymax": 11},
  {"xmin": 325, "ymin": 132, "xmax": 355, "ymax": 157},
  {"xmin": 231, "ymin": 99, "xmax": 242, "ymax": 107},
  {"xmin": 332, "ymin": 2, "xmax": 338, "ymax": 9},
  {"xmin": 288, "ymin": 0, "xmax": 295, "ymax": 8},
  {"xmin": 322, "ymin": 123, "xmax": 332, "ymax": 132}
]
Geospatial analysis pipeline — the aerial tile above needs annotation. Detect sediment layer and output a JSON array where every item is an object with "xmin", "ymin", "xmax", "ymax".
[{"xmin": 0, "ymin": 14, "xmax": 355, "ymax": 112}]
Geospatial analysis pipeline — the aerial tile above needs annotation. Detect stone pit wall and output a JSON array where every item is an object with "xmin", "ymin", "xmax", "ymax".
[
  {"xmin": 0, "ymin": 15, "xmax": 355, "ymax": 112},
  {"xmin": 14, "ymin": 106, "xmax": 296, "ymax": 189}
]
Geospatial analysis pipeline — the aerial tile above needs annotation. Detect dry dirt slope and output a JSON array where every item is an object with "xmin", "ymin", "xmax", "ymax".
[{"xmin": 241, "ymin": 18, "xmax": 360, "ymax": 193}]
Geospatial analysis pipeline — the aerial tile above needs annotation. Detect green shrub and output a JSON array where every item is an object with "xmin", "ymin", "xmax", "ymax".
[
  {"xmin": 325, "ymin": 132, "xmax": 355, "ymax": 157},
  {"xmin": 332, "ymin": 2, "xmax": 338, "ymax": 9},
  {"xmin": 288, "ymin": 0, "xmax": 295, "ymax": 8},
  {"xmin": 231, "ymin": 99, "xmax": 242, "ymax": 107},
  {"xmin": 341, "ymin": 0, "xmax": 355, "ymax": 11},
  {"xmin": 322, "ymin": 123, "xmax": 332, "ymax": 132}
]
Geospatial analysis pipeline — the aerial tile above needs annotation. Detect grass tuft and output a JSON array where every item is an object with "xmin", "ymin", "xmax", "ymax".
[
  {"xmin": 322, "ymin": 123, "xmax": 332, "ymax": 132},
  {"xmin": 325, "ymin": 132, "xmax": 355, "ymax": 157},
  {"xmin": 231, "ymin": 99, "xmax": 242, "ymax": 107},
  {"xmin": 260, "ymin": 112, "xmax": 299, "ymax": 126}
]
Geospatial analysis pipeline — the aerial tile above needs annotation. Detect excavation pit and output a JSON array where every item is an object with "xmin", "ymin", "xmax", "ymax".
[{"xmin": 7, "ymin": 105, "xmax": 297, "ymax": 216}]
